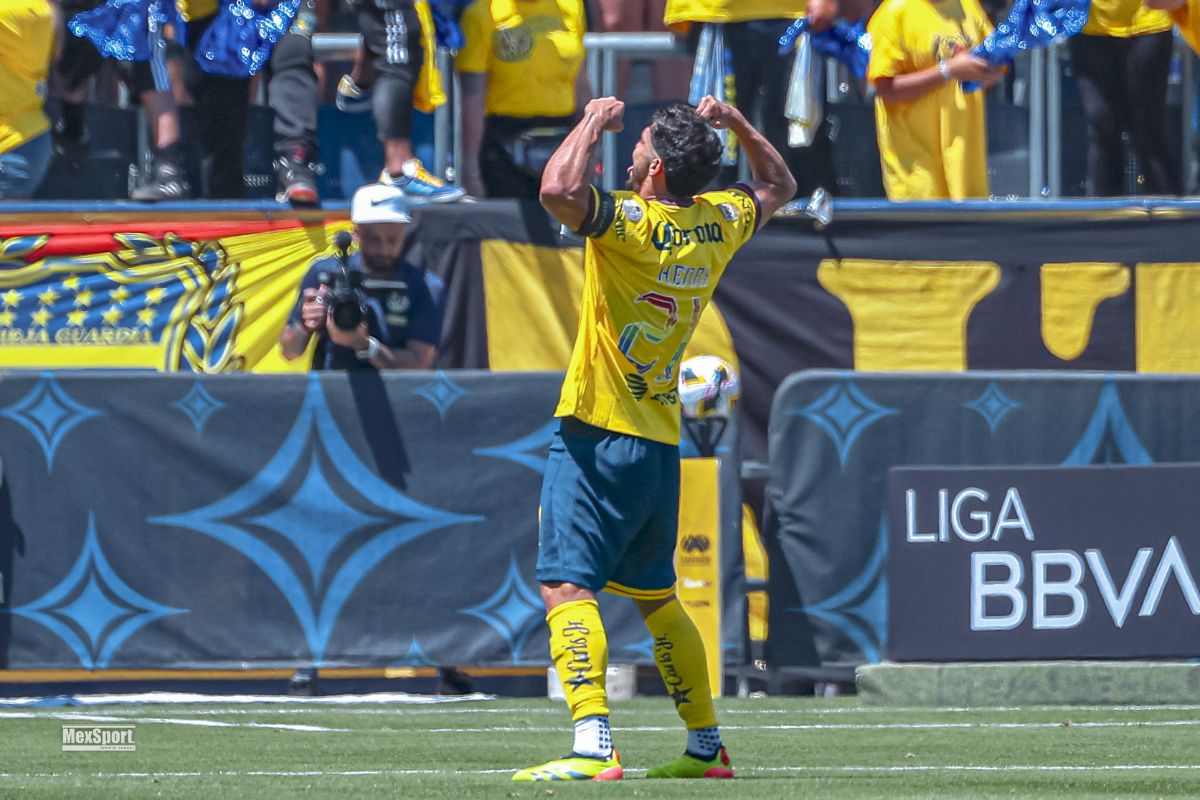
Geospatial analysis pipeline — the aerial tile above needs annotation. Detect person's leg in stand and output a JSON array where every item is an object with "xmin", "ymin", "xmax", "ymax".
[
  {"xmin": 1124, "ymin": 30, "xmax": 1181, "ymax": 195},
  {"xmin": 1070, "ymin": 34, "xmax": 1130, "ymax": 197},
  {"xmin": 359, "ymin": 1, "xmax": 462, "ymax": 200},
  {"xmin": 267, "ymin": 0, "xmax": 321, "ymax": 203},
  {"xmin": 183, "ymin": 12, "xmax": 250, "ymax": 198},
  {"xmin": 128, "ymin": 60, "xmax": 191, "ymax": 201}
]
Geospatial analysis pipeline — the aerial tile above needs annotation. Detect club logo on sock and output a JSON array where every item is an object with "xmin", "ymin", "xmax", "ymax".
[
  {"xmin": 562, "ymin": 620, "xmax": 595, "ymax": 691},
  {"xmin": 654, "ymin": 635, "xmax": 693, "ymax": 707}
]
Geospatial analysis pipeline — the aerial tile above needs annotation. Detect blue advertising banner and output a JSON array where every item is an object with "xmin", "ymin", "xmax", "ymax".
[
  {"xmin": 887, "ymin": 464, "xmax": 1200, "ymax": 661},
  {"xmin": 0, "ymin": 370, "xmax": 744, "ymax": 670},
  {"xmin": 764, "ymin": 371, "xmax": 1200, "ymax": 670}
]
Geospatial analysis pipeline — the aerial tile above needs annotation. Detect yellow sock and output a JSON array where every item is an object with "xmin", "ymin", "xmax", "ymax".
[
  {"xmin": 547, "ymin": 599, "xmax": 609, "ymax": 721},
  {"xmin": 644, "ymin": 599, "xmax": 718, "ymax": 730}
]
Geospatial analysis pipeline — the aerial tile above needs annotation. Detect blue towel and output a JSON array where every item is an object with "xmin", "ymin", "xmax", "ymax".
[
  {"xmin": 964, "ymin": 0, "xmax": 1090, "ymax": 91},
  {"xmin": 778, "ymin": 18, "xmax": 872, "ymax": 82},
  {"xmin": 431, "ymin": 0, "xmax": 466, "ymax": 50},
  {"xmin": 68, "ymin": 0, "xmax": 185, "ymax": 61},
  {"xmin": 195, "ymin": 0, "xmax": 302, "ymax": 78}
]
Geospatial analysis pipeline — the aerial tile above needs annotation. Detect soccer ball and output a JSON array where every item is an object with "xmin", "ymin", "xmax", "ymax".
[{"xmin": 678, "ymin": 355, "xmax": 740, "ymax": 419}]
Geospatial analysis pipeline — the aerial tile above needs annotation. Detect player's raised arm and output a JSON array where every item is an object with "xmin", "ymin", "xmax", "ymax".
[
  {"xmin": 696, "ymin": 96, "xmax": 797, "ymax": 229},
  {"xmin": 540, "ymin": 97, "xmax": 625, "ymax": 233}
]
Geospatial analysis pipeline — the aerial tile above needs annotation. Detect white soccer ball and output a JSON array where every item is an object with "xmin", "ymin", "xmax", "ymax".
[{"xmin": 678, "ymin": 355, "xmax": 740, "ymax": 419}]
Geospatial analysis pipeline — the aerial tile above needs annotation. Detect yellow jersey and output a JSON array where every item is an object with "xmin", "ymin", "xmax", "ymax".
[
  {"xmin": 1082, "ymin": 0, "xmax": 1171, "ymax": 37},
  {"xmin": 0, "ymin": 0, "xmax": 53, "ymax": 155},
  {"xmin": 556, "ymin": 185, "xmax": 760, "ymax": 445},
  {"xmin": 867, "ymin": 0, "xmax": 992, "ymax": 200},
  {"xmin": 177, "ymin": 0, "xmax": 219, "ymax": 22},
  {"xmin": 664, "ymin": 0, "xmax": 804, "ymax": 24},
  {"xmin": 457, "ymin": 0, "xmax": 585, "ymax": 118}
]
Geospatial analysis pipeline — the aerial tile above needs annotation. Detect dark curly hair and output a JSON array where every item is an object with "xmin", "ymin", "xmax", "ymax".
[{"xmin": 650, "ymin": 103, "xmax": 722, "ymax": 197}]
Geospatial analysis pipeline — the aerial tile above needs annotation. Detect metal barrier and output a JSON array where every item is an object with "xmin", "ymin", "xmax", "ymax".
[{"xmin": 131, "ymin": 30, "xmax": 1200, "ymax": 198}]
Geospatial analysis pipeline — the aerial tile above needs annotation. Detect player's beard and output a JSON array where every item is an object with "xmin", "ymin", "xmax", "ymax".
[{"xmin": 626, "ymin": 163, "xmax": 646, "ymax": 191}]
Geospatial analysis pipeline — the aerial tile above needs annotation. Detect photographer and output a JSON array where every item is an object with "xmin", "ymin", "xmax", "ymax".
[{"xmin": 279, "ymin": 183, "xmax": 443, "ymax": 370}]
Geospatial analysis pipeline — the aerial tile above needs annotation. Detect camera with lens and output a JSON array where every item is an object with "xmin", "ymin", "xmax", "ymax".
[
  {"xmin": 317, "ymin": 230, "xmax": 367, "ymax": 331},
  {"xmin": 317, "ymin": 266, "xmax": 366, "ymax": 331}
]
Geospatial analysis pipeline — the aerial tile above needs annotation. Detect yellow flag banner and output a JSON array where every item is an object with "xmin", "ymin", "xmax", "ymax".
[
  {"xmin": 0, "ymin": 212, "xmax": 350, "ymax": 372},
  {"xmin": 676, "ymin": 457, "xmax": 723, "ymax": 699}
]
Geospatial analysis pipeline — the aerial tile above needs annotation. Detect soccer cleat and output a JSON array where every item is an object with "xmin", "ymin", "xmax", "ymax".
[
  {"xmin": 645, "ymin": 746, "xmax": 734, "ymax": 779},
  {"xmin": 512, "ymin": 751, "xmax": 623, "ymax": 782},
  {"xmin": 380, "ymin": 159, "xmax": 466, "ymax": 203},
  {"xmin": 335, "ymin": 74, "xmax": 373, "ymax": 113}
]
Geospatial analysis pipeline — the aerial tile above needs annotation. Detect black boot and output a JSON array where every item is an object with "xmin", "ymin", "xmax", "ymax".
[{"xmin": 275, "ymin": 154, "xmax": 319, "ymax": 205}]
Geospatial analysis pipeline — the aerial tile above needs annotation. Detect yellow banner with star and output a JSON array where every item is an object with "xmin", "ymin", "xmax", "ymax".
[{"xmin": 0, "ymin": 214, "xmax": 349, "ymax": 372}]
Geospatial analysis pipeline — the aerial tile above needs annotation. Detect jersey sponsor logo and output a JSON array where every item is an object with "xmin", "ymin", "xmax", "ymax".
[
  {"xmin": 682, "ymin": 534, "xmax": 711, "ymax": 553},
  {"xmin": 657, "ymin": 264, "xmax": 710, "ymax": 289},
  {"xmin": 651, "ymin": 221, "xmax": 725, "ymax": 251}
]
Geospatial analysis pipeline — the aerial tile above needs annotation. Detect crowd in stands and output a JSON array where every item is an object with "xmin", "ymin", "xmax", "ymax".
[{"xmin": 3, "ymin": 0, "xmax": 1200, "ymax": 204}]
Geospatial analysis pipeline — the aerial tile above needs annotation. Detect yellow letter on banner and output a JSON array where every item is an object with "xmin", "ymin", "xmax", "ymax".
[
  {"xmin": 817, "ymin": 259, "xmax": 1000, "ymax": 371},
  {"xmin": 676, "ymin": 457, "xmax": 723, "ymax": 699},
  {"xmin": 480, "ymin": 240, "xmax": 739, "ymax": 372},
  {"xmin": 1135, "ymin": 263, "xmax": 1200, "ymax": 372},
  {"xmin": 1040, "ymin": 263, "xmax": 1130, "ymax": 361}
]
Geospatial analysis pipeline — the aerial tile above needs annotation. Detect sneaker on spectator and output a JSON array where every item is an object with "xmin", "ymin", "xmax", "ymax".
[
  {"xmin": 335, "ymin": 75, "xmax": 373, "ymax": 114},
  {"xmin": 131, "ymin": 161, "xmax": 190, "ymax": 202},
  {"xmin": 275, "ymin": 155, "xmax": 320, "ymax": 205},
  {"xmin": 380, "ymin": 159, "xmax": 465, "ymax": 203}
]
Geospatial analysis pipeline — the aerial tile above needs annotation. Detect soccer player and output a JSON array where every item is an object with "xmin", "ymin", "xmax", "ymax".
[{"xmin": 513, "ymin": 95, "xmax": 795, "ymax": 782}]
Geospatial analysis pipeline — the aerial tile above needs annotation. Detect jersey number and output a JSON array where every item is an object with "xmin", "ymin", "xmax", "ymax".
[{"xmin": 617, "ymin": 291, "xmax": 702, "ymax": 387}]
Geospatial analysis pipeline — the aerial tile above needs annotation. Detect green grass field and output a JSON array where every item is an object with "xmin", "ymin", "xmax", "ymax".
[{"xmin": 2, "ymin": 696, "xmax": 1200, "ymax": 798}]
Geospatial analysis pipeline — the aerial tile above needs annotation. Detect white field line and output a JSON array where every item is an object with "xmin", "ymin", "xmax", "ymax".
[
  {"xmin": 0, "ymin": 710, "xmax": 353, "ymax": 733},
  {"xmin": 725, "ymin": 704, "xmax": 1200, "ymax": 714},
  {"xmin": 6, "ymin": 711, "xmax": 1199, "ymax": 735},
  {"xmin": 27, "ymin": 703, "xmax": 1200, "ymax": 719},
  {"xmin": 420, "ymin": 719, "xmax": 1200, "ymax": 733},
  {"xmin": 56, "ymin": 706, "xmax": 564, "ymax": 717},
  {"xmin": 0, "ymin": 691, "xmax": 496, "ymax": 708},
  {"xmin": 3, "ymin": 764, "xmax": 1200, "ymax": 780}
]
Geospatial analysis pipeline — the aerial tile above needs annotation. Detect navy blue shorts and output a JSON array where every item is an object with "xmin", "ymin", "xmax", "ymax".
[{"xmin": 536, "ymin": 417, "xmax": 680, "ymax": 601}]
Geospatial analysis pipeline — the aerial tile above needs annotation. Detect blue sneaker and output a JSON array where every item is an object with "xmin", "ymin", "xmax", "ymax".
[
  {"xmin": 381, "ymin": 160, "xmax": 466, "ymax": 203},
  {"xmin": 335, "ymin": 75, "xmax": 372, "ymax": 114}
]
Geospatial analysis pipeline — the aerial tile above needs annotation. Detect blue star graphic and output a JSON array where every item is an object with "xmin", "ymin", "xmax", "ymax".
[
  {"xmin": 473, "ymin": 420, "xmax": 558, "ymax": 474},
  {"xmin": 460, "ymin": 553, "xmax": 544, "ymax": 663},
  {"xmin": 171, "ymin": 380, "xmax": 227, "ymax": 433},
  {"xmin": 963, "ymin": 381, "xmax": 1021, "ymax": 433},
  {"xmin": 791, "ymin": 380, "xmax": 899, "ymax": 468},
  {"xmin": 11, "ymin": 515, "xmax": 187, "ymax": 668},
  {"xmin": 151, "ymin": 375, "xmax": 481, "ymax": 665},
  {"xmin": 0, "ymin": 373, "xmax": 102, "ymax": 470},
  {"xmin": 412, "ymin": 371, "xmax": 468, "ymax": 420}
]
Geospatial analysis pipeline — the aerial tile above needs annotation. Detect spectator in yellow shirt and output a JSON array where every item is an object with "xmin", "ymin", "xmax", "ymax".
[
  {"xmin": 0, "ymin": 0, "xmax": 58, "ymax": 199},
  {"xmin": 1069, "ymin": 0, "xmax": 1179, "ymax": 195},
  {"xmin": 867, "ymin": 0, "xmax": 1003, "ymax": 200},
  {"xmin": 457, "ymin": 0, "xmax": 588, "ymax": 199}
]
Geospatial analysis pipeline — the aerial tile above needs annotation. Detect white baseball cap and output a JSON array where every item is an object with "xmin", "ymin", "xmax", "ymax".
[{"xmin": 350, "ymin": 183, "xmax": 413, "ymax": 225}]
